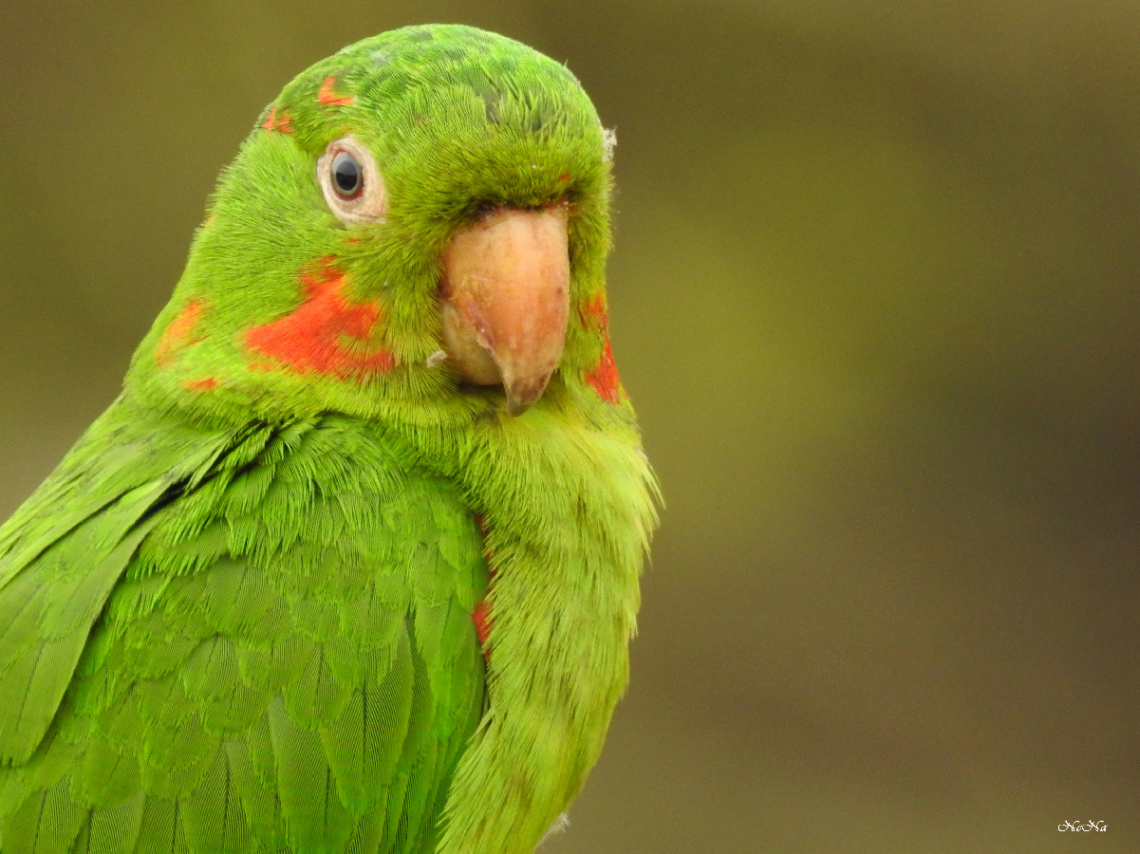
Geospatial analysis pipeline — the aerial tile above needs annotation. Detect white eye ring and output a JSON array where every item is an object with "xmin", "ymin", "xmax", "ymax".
[{"xmin": 317, "ymin": 136, "xmax": 387, "ymax": 225}]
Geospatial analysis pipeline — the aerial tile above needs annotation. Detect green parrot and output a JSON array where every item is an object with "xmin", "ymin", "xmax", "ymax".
[{"xmin": 0, "ymin": 24, "xmax": 658, "ymax": 854}]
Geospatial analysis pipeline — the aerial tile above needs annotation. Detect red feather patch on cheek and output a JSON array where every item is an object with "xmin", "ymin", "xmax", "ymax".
[
  {"xmin": 245, "ymin": 258, "xmax": 394, "ymax": 378},
  {"xmin": 155, "ymin": 299, "xmax": 208, "ymax": 367},
  {"xmin": 261, "ymin": 107, "xmax": 294, "ymax": 134},
  {"xmin": 183, "ymin": 377, "xmax": 218, "ymax": 392},
  {"xmin": 585, "ymin": 333, "xmax": 623, "ymax": 404},
  {"xmin": 579, "ymin": 295, "xmax": 623, "ymax": 404},
  {"xmin": 580, "ymin": 293, "xmax": 608, "ymax": 326},
  {"xmin": 317, "ymin": 76, "xmax": 354, "ymax": 107}
]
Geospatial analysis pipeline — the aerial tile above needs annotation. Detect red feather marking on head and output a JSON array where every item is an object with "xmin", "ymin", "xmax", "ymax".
[
  {"xmin": 262, "ymin": 107, "xmax": 294, "ymax": 134},
  {"xmin": 184, "ymin": 377, "xmax": 218, "ymax": 392},
  {"xmin": 155, "ymin": 299, "xmax": 207, "ymax": 367},
  {"xmin": 245, "ymin": 258, "xmax": 394, "ymax": 378},
  {"xmin": 585, "ymin": 333, "xmax": 622, "ymax": 404},
  {"xmin": 318, "ymin": 76, "xmax": 354, "ymax": 107}
]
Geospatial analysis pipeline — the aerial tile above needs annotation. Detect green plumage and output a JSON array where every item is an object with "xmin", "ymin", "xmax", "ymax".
[{"xmin": 0, "ymin": 24, "xmax": 657, "ymax": 854}]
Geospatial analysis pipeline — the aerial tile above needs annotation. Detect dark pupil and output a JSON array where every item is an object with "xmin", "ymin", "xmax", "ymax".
[{"xmin": 332, "ymin": 152, "xmax": 362, "ymax": 197}]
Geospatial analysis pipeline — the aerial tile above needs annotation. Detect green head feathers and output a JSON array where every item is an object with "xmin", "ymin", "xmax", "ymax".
[{"xmin": 129, "ymin": 24, "xmax": 623, "ymax": 428}]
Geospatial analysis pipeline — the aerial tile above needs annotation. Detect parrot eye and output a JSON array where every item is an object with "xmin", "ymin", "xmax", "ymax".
[
  {"xmin": 331, "ymin": 151, "xmax": 363, "ymax": 198},
  {"xmin": 317, "ymin": 136, "xmax": 387, "ymax": 225}
]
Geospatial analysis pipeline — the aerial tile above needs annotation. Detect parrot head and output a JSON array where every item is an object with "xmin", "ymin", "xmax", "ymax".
[{"xmin": 128, "ymin": 24, "xmax": 626, "ymax": 426}]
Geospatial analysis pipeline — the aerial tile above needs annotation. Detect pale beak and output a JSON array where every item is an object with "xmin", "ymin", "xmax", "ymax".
[{"xmin": 440, "ymin": 205, "xmax": 570, "ymax": 415}]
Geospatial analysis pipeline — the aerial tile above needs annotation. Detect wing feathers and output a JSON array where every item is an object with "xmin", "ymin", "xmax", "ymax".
[
  {"xmin": 180, "ymin": 747, "xmax": 250, "ymax": 854},
  {"xmin": 0, "ymin": 413, "xmax": 488, "ymax": 852},
  {"xmin": 0, "ymin": 519, "xmax": 158, "ymax": 765}
]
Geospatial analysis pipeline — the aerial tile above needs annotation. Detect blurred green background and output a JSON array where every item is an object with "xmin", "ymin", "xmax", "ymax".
[{"xmin": 1, "ymin": 2, "xmax": 1137, "ymax": 852}]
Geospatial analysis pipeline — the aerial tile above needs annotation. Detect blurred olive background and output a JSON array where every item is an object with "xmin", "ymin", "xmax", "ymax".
[{"xmin": 2, "ymin": 2, "xmax": 1138, "ymax": 852}]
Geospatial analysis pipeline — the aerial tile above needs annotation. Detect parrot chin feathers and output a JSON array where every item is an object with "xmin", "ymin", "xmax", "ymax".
[{"xmin": 439, "ymin": 205, "xmax": 571, "ymax": 415}]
